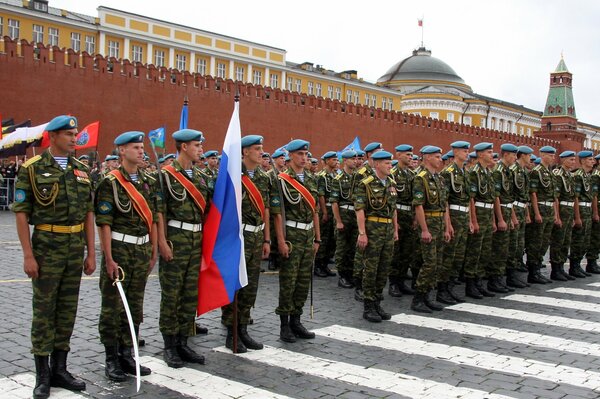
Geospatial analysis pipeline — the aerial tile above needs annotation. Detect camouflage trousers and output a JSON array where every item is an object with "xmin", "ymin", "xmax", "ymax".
[
  {"xmin": 159, "ymin": 227, "xmax": 202, "ymax": 336},
  {"xmin": 416, "ymin": 216, "xmax": 445, "ymax": 292},
  {"xmin": 315, "ymin": 206, "xmax": 335, "ymax": 266},
  {"xmin": 31, "ymin": 230, "xmax": 85, "ymax": 355},
  {"xmin": 334, "ymin": 207, "xmax": 358, "ymax": 281},
  {"xmin": 508, "ymin": 204, "xmax": 527, "ymax": 270},
  {"xmin": 464, "ymin": 206, "xmax": 493, "ymax": 278},
  {"xmin": 526, "ymin": 203, "xmax": 555, "ymax": 266},
  {"xmin": 276, "ymin": 227, "xmax": 315, "ymax": 316},
  {"xmin": 587, "ymin": 219, "xmax": 600, "ymax": 261},
  {"xmin": 489, "ymin": 206, "xmax": 513, "ymax": 277},
  {"xmin": 362, "ymin": 219, "xmax": 394, "ymax": 301},
  {"xmin": 570, "ymin": 206, "xmax": 592, "ymax": 262},
  {"xmin": 222, "ymin": 229, "xmax": 263, "ymax": 326},
  {"xmin": 550, "ymin": 205, "xmax": 575, "ymax": 265},
  {"xmin": 440, "ymin": 208, "xmax": 469, "ymax": 282},
  {"xmin": 99, "ymin": 240, "xmax": 151, "ymax": 347},
  {"xmin": 390, "ymin": 208, "xmax": 416, "ymax": 283}
]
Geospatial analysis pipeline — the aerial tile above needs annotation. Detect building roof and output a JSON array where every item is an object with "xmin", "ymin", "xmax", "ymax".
[
  {"xmin": 555, "ymin": 57, "xmax": 569, "ymax": 73},
  {"xmin": 0, "ymin": 0, "xmax": 96, "ymax": 24}
]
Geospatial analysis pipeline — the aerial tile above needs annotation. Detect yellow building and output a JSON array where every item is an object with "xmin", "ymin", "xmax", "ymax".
[{"xmin": 2, "ymin": 0, "xmax": 600, "ymax": 147}]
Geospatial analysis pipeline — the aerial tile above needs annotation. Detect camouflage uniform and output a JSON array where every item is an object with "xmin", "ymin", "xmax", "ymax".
[
  {"xmin": 489, "ymin": 161, "xmax": 515, "ymax": 280},
  {"xmin": 351, "ymin": 163, "xmax": 375, "ymax": 294},
  {"xmin": 586, "ymin": 169, "xmax": 600, "ymax": 265},
  {"xmin": 549, "ymin": 166, "xmax": 576, "ymax": 270},
  {"xmin": 570, "ymin": 168, "xmax": 594, "ymax": 268},
  {"xmin": 330, "ymin": 169, "xmax": 358, "ymax": 284},
  {"xmin": 13, "ymin": 151, "xmax": 93, "ymax": 355},
  {"xmin": 315, "ymin": 169, "xmax": 336, "ymax": 275},
  {"xmin": 508, "ymin": 162, "xmax": 530, "ymax": 273}
]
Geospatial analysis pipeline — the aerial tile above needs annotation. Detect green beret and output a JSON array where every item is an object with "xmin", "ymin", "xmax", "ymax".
[{"xmin": 46, "ymin": 115, "xmax": 77, "ymax": 132}]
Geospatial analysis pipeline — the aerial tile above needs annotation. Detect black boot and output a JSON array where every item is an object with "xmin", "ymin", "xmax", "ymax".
[
  {"xmin": 279, "ymin": 315, "xmax": 296, "ymax": 343},
  {"xmin": 49, "ymin": 350, "xmax": 85, "ymax": 391},
  {"xmin": 225, "ymin": 326, "xmax": 247, "ymax": 353},
  {"xmin": 33, "ymin": 355, "xmax": 51, "ymax": 399},
  {"xmin": 506, "ymin": 269, "xmax": 528, "ymax": 288},
  {"xmin": 119, "ymin": 346, "xmax": 152, "ymax": 375},
  {"xmin": 388, "ymin": 279, "xmax": 402, "ymax": 297},
  {"xmin": 323, "ymin": 263, "xmax": 336, "ymax": 276},
  {"xmin": 560, "ymin": 264, "xmax": 576, "ymax": 280},
  {"xmin": 290, "ymin": 315, "xmax": 316, "ymax": 338},
  {"xmin": 195, "ymin": 323, "xmax": 209, "ymax": 334},
  {"xmin": 528, "ymin": 263, "xmax": 547, "ymax": 284},
  {"xmin": 363, "ymin": 300, "xmax": 383, "ymax": 322},
  {"xmin": 586, "ymin": 259, "xmax": 600, "ymax": 274},
  {"xmin": 338, "ymin": 275, "xmax": 354, "ymax": 288},
  {"xmin": 410, "ymin": 291, "xmax": 432, "ymax": 313},
  {"xmin": 436, "ymin": 282, "xmax": 457, "ymax": 305},
  {"xmin": 238, "ymin": 324, "xmax": 263, "ymax": 350},
  {"xmin": 314, "ymin": 262, "xmax": 328, "ymax": 277},
  {"xmin": 569, "ymin": 259, "xmax": 587, "ymax": 278},
  {"xmin": 550, "ymin": 263, "xmax": 568, "ymax": 281},
  {"xmin": 536, "ymin": 266, "xmax": 553, "ymax": 283},
  {"xmin": 104, "ymin": 346, "xmax": 127, "ymax": 382},
  {"xmin": 579, "ymin": 263, "xmax": 592, "ymax": 277},
  {"xmin": 487, "ymin": 276, "xmax": 509, "ymax": 293},
  {"xmin": 374, "ymin": 300, "xmax": 392, "ymax": 320},
  {"xmin": 162, "ymin": 334, "xmax": 185, "ymax": 368},
  {"xmin": 178, "ymin": 334, "xmax": 206, "ymax": 363},
  {"xmin": 497, "ymin": 275, "xmax": 515, "ymax": 292},
  {"xmin": 424, "ymin": 290, "xmax": 443, "ymax": 311},
  {"xmin": 516, "ymin": 260, "xmax": 528, "ymax": 272},
  {"xmin": 450, "ymin": 276, "xmax": 463, "ymax": 286},
  {"xmin": 475, "ymin": 278, "xmax": 495, "ymax": 297},
  {"xmin": 354, "ymin": 279, "xmax": 364, "ymax": 302},
  {"xmin": 447, "ymin": 280, "xmax": 465, "ymax": 302},
  {"xmin": 399, "ymin": 278, "xmax": 416, "ymax": 294},
  {"xmin": 465, "ymin": 278, "xmax": 483, "ymax": 299}
]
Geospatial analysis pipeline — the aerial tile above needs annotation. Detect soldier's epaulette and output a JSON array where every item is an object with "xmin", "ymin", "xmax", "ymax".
[
  {"xmin": 532, "ymin": 165, "xmax": 542, "ymax": 172},
  {"xmin": 316, "ymin": 170, "xmax": 326, "ymax": 177},
  {"xmin": 357, "ymin": 166, "xmax": 367, "ymax": 175},
  {"xmin": 574, "ymin": 168, "xmax": 584, "ymax": 176},
  {"xmin": 509, "ymin": 163, "xmax": 518, "ymax": 171},
  {"xmin": 552, "ymin": 168, "xmax": 563, "ymax": 176},
  {"xmin": 334, "ymin": 173, "xmax": 344, "ymax": 181},
  {"xmin": 141, "ymin": 170, "xmax": 157, "ymax": 183},
  {"xmin": 472, "ymin": 164, "xmax": 481, "ymax": 172},
  {"xmin": 417, "ymin": 170, "xmax": 427, "ymax": 178},
  {"xmin": 388, "ymin": 175, "xmax": 397, "ymax": 184},
  {"xmin": 361, "ymin": 175, "xmax": 374, "ymax": 185},
  {"xmin": 22, "ymin": 155, "xmax": 41, "ymax": 168},
  {"xmin": 105, "ymin": 173, "xmax": 116, "ymax": 181},
  {"xmin": 444, "ymin": 165, "xmax": 455, "ymax": 173},
  {"xmin": 495, "ymin": 163, "xmax": 504, "ymax": 172}
]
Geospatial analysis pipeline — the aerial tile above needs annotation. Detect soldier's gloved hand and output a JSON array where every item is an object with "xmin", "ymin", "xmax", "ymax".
[
  {"xmin": 106, "ymin": 259, "xmax": 120, "ymax": 280},
  {"xmin": 278, "ymin": 241, "xmax": 290, "ymax": 258},
  {"xmin": 24, "ymin": 255, "xmax": 40, "ymax": 279},
  {"xmin": 83, "ymin": 254, "xmax": 96, "ymax": 276}
]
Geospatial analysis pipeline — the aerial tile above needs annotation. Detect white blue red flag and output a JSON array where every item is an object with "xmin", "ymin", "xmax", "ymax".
[{"xmin": 197, "ymin": 100, "xmax": 247, "ymax": 315}]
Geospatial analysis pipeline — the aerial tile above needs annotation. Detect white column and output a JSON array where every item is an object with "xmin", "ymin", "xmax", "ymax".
[
  {"xmin": 209, "ymin": 55, "xmax": 216, "ymax": 76},
  {"xmin": 265, "ymin": 66, "xmax": 270, "ymax": 87},
  {"xmin": 281, "ymin": 70, "xmax": 286, "ymax": 90},
  {"xmin": 168, "ymin": 47, "xmax": 175, "ymax": 69},
  {"xmin": 123, "ymin": 37, "xmax": 130, "ymax": 61},
  {"xmin": 146, "ymin": 42, "xmax": 153, "ymax": 64},
  {"xmin": 190, "ymin": 52, "xmax": 196, "ymax": 73},
  {"xmin": 99, "ymin": 32, "xmax": 106, "ymax": 56},
  {"xmin": 229, "ymin": 59, "xmax": 235, "ymax": 80},
  {"xmin": 247, "ymin": 63, "xmax": 253, "ymax": 83}
]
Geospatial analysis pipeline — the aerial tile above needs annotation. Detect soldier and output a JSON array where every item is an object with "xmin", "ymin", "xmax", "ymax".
[
  {"xmin": 77, "ymin": 154, "xmax": 90, "ymax": 167},
  {"xmin": 527, "ymin": 146, "xmax": 559, "ymax": 284},
  {"xmin": 162, "ymin": 153, "xmax": 176, "ymax": 167},
  {"xmin": 95, "ymin": 131, "xmax": 158, "ymax": 381},
  {"xmin": 156, "ymin": 129, "xmax": 210, "ymax": 367},
  {"xmin": 439, "ymin": 141, "xmax": 472, "ymax": 303},
  {"xmin": 488, "ymin": 144, "xmax": 519, "ymax": 293},
  {"xmin": 221, "ymin": 135, "xmax": 271, "ymax": 352},
  {"xmin": 315, "ymin": 151, "xmax": 338, "ymax": 277},
  {"xmin": 570, "ymin": 151, "xmax": 597, "ymax": 277},
  {"xmin": 14, "ymin": 115, "xmax": 95, "ymax": 399},
  {"xmin": 203, "ymin": 150, "xmax": 220, "ymax": 180},
  {"xmin": 354, "ymin": 151, "xmax": 398, "ymax": 321},
  {"xmin": 463, "ymin": 142, "xmax": 496, "ymax": 299},
  {"xmin": 271, "ymin": 139, "xmax": 321, "ymax": 342},
  {"xmin": 266, "ymin": 149, "xmax": 287, "ymax": 271},
  {"xmin": 585, "ymin": 153, "xmax": 600, "ymax": 274},
  {"xmin": 389, "ymin": 144, "xmax": 417, "ymax": 297},
  {"xmin": 261, "ymin": 152, "xmax": 271, "ymax": 172},
  {"xmin": 356, "ymin": 150, "xmax": 365, "ymax": 168},
  {"xmin": 331, "ymin": 150, "xmax": 358, "ymax": 288}
]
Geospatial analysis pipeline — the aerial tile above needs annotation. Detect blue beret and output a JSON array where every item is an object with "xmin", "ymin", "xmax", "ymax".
[
  {"xmin": 104, "ymin": 155, "xmax": 118, "ymax": 161},
  {"xmin": 412, "ymin": 154, "xmax": 420, "ymax": 160},
  {"xmin": 395, "ymin": 144, "xmax": 413, "ymax": 152},
  {"xmin": 500, "ymin": 144, "xmax": 518, "ymax": 153},
  {"xmin": 392, "ymin": 160, "xmax": 399, "ymax": 167},
  {"xmin": 473, "ymin": 142, "xmax": 493, "ymax": 151},
  {"xmin": 321, "ymin": 151, "xmax": 337, "ymax": 160},
  {"xmin": 204, "ymin": 150, "xmax": 219, "ymax": 158},
  {"xmin": 356, "ymin": 150, "xmax": 366, "ymax": 157},
  {"xmin": 444, "ymin": 150, "xmax": 454, "ymax": 159},
  {"xmin": 78, "ymin": 155, "xmax": 89, "ymax": 160},
  {"xmin": 559, "ymin": 151, "xmax": 576, "ymax": 158},
  {"xmin": 372, "ymin": 150, "xmax": 393, "ymax": 160},
  {"xmin": 262, "ymin": 152, "xmax": 270, "ymax": 158},
  {"xmin": 173, "ymin": 128, "xmax": 204, "ymax": 142},
  {"xmin": 164, "ymin": 153, "xmax": 176, "ymax": 160},
  {"xmin": 422, "ymin": 146, "xmax": 442, "ymax": 154},
  {"xmin": 158, "ymin": 156, "xmax": 165, "ymax": 163},
  {"xmin": 143, "ymin": 154, "xmax": 150, "ymax": 161},
  {"xmin": 493, "ymin": 153, "xmax": 499, "ymax": 159},
  {"xmin": 241, "ymin": 135, "xmax": 263, "ymax": 148},
  {"xmin": 364, "ymin": 142, "xmax": 382, "ymax": 153},
  {"xmin": 595, "ymin": 154, "xmax": 600, "ymax": 160},
  {"xmin": 530, "ymin": 155, "xmax": 538, "ymax": 161},
  {"xmin": 450, "ymin": 141, "xmax": 470, "ymax": 149},
  {"xmin": 534, "ymin": 157, "xmax": 541, "ymax": 164},
  {"xmin": 310, "ymin": 158, "xmax": 318, "ymax": 164},
  {"xmin": 517, "ymin": 146, "xmax": 533, "ymax": 155},
  {"xmin": 469, "ymin": 151, "xmax": 477, "ymax": 159},
  {"xmin": 284, "ymin": 154, "xmax": 290, "ymax": 161},
  {"xmin": 272, "ymin": 149, "xmax": 286, "ymax": 158},
  {"xmin": 419, "ymin": 145, "xmax": 431, "ymax": 154},
  {"xmin": 285, "ymin": 139, "xmax": 310, "ymax": 152},
  {"xmin": 441, "ymin": 154, "xmax": 449, "ymax": 161},
  {"xmin": 540, "ymin": 146, "xmax": 556, "ymax": 154},
  {"xmin": 578, "ymin": 151, "xmax": 593, "ymax": 159},
  {"xmin": 46, "ymin": 115, "xmax": 77, "ymax": 132},
  {"xmin": 114, "ymin": 131, "xmax": 144, "ymax": 145},
  {"xmin": 341, "ymin": 150, "xmax": 357, "ymax": 159}
]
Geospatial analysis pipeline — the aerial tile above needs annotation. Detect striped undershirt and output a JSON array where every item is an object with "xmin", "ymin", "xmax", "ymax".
[
  {"xmin": 247, "ymin": 169, "xmax": 255, "ymax": 178},
  {"xmin": 297, "ymin": 173, "xmax": 304, "ymax": 183},
  {"xmin": 185, "ymin": 169, "xmax": 193, "ymax": 178},
  {"xmin": 130, "ymin": 173, "xmax": 138, "ymax": 182},
  {"xmin": 54, "ymin": 156, "xmax": 68, "ymax": 170}
]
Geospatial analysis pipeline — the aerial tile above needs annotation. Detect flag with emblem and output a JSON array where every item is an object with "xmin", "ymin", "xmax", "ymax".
[
  {"xmin": 75, "ymin": 121, "xmax": 100, "ymax": 150},
  {"xmin": 148, "ymin": 126, "xmax": 166, "ymax": 148}
]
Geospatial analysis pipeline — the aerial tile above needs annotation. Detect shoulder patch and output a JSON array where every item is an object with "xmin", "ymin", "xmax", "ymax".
[
  {"xmin": 14, "ymin": 189, "xmax": 26, "ymax": 203},
  {"xmin": 97, "ymin": 200, "xmax": 113, "ymax": 215},
  {"xmin": 22, "ymin": 155, "xmax": 41, "ymax": 168},
  {"xmin": 446, "ymin": 166, "xmax": 455, "ymax": 173},
  {"xmin": 361, "ymin": 175, "xmax": 374, "ymax": 185}
]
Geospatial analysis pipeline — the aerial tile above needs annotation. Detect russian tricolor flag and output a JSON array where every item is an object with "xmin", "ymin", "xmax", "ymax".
[{"xmin": 197, "ymin": 100, "xmax": 247, "ymax": 315}]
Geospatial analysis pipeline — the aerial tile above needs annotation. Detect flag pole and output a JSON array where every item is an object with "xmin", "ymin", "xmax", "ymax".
[{"xmin": 232, "ymin": 84, "xmax": 241, "ymax": 353}]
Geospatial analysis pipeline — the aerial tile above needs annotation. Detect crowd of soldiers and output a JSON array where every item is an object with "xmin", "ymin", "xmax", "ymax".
[{"xmin": 13, "ymin": 114, "xmax": 600, "ymax": 399}]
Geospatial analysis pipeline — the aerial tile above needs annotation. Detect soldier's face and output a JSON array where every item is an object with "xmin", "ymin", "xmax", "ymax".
[
  {"xmin": 274, "ymin": 156, "xmax": 286, "ymax": 168},
  {"xmin": 208, "ymin": 157, "xmax": 218, "ymax": 167},
  {"xmin": 562, "ymin": 156, "xmax": 576, "ymax": 170},
  {"xmin": 503, "ymin": 152, "xmax": 517, "ymax": 165},
  {"xmin": 396, "ymin": 151, "xmax": 412, "ymax": 166},
  {"xmin": 262, "ymin": 157, "xmax": 270, "ymax": 168},
  {"xmin": 582, "ymin": 157, "xmax": 595, "ymax": 170},
  {"xmin": 426, "ymin": 153, "xmax": 443, "ymax": 170},
  {"xmin": 478, "ymin": 149, "xmax": 494, "ymax": 166},
  {"xmin": 164, "ymin": 158, "xmax": 174, "ymax": 166},
  {"xmin": 344, "ymin": 157, "xmax": 357, "ymax": 170},
  {"xmin": 291, "ymin": 150, "xmax": 308, "ymax": 168},
  {"xmin": 454, "ymin": 148, "xmax": 469, "ymax": 163},
  {"xmin": 182, "ymin": 141, "xmax": 203, "ymax": 161},
  {"xmin": 375, "ymin": 159, "xmax": 392, "ymax": 176},
  {"xmin": 120, "ymin": 143, "xmax": 144, "ymax": 164},
  {"xmin": 52, "ymin": 129, "xmax": 78, "ymax": 154},
  {"xmin": 356, "ymin": 157, "xmax": 364, "ymax": 167},
  {"xmin": 541, "ymin": 153, "xmax": 555, "ymax": 166},
  {"xmin": 244, "ymin": 144, "xmax": 263, "ymax": 165}
]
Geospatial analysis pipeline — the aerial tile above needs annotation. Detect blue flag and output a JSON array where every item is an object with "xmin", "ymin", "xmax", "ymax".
[
  {"xmin": 180, "ymin": 102, "xmax": 188, "ymax": 130},
  {"xmin": 337, "ymin": 136, "xmax": 362, "ymax": 159},
  {"xmin": 148, "ymin": 127, "xmax": 165, "ymax": 148}
]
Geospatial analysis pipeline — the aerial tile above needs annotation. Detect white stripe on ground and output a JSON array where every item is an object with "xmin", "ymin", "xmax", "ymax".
[
  {"xmin": 447, "ymin": 302, "xmax": 600, "ymax": 332},
  {"xmin": 548, "ymin": 287, "xmax": 600, "ymax": 299},
  {"xmin": 313, "ymin": 325, "xmax": 600, "ymax": 391},
  {"xmin": 141, "ymin": 356, "xmax": 292, "ymax": 399},
  {"xmin": 587, "ymin": 282, "xmax": 600, "ymax": 288},
  {"xmin": 503, "ymin": 294, "xmax": 600, "ymax": 313},
  {"xmin": 0, "ymin": 373, "xmax": 84, "ymax": 398},
  {"xmin": 213, "ymin": 346, "xmax": 514, "ymax": 399}
]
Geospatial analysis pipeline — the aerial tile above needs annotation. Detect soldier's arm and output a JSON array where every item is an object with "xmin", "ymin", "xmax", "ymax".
[
  {"xmin": 15, "ymin": 212, "xmax": 38, "ymax": 278},
  {"xmin": 356, "ymin": 209, "xmax": 367, "ymax": 250},
  {"xmin": 83, "ymin": 211, "xmax": 96, "ymax": 275},
  {"xmin": 318, "ymin": 195, "xmax": 328, "ymax": 220},
  {"xmin": 414, "ymin": 205, "xmax": 431, "ymax": 243}
]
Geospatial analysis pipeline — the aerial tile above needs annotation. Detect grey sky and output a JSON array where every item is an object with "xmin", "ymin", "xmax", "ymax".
[{"xmin": 51, "ymin": 0, "xmax": 600, "ymax": 126}]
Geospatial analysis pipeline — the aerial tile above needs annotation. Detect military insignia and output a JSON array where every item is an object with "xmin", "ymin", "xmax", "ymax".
[
  {"xmin": 97, "ymin": 201, "xmax": 113, "ymax": 215},
  {"xmin": 42, "ymin": 172, "xmax": 52, "ymax": 177},
  {"xmin": 415, "ymin": 191, "xmax": 424, "ymax": 199},
  {"xmin": 74, "ymin": 170, "xmax": 88, "ymax": 178},
  {"xmin": 14, "ymin": 189, "xmax": 26, "ymax": 203},
  {"xmin": 495, "ymin": 183, "xmax": 502, "ymax": 190},
  {"xmin": 271, "ymin": 197, "xmax": 281, "ymax": 206},
  {"xmin": 69, "ymin": 119, "xmax": 76, "ymax": 127}
]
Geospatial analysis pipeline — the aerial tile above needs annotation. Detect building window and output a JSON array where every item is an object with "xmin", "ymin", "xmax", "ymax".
[
  {"xmin": 526, "ymin": 128, "xmax": 532, "ymax": 136},
  {"xmin": 196, "ymin": 58, "xmax": 206, "ymax": 75},
  {"xmin": 131, "ymin": 45, "xmax": 143, "ymax": 63},
  {"xmin": 335, "ymin": 87, "xmax": 341, "ymax": 100},
  {"xmin": 308, "ymin": 81, "xmax": 314, "ymax": 95},
  {"xmin": 235, "ymin": 66, "xmax": 244, "ymax": 81},
  {"xmin": 8, "ymin": 19, "xmax": 19, "ymax": 40},
  {"xmin": 447, "ymin": 113, "xmax": 455, "ymax": 122},
  {"xmin": 108, "ymin": 40, "xmax": 119, "ymax": 58},
  {"xmin": 354, "ymin": 91, "xmax": 359, "ymax": 104},
  {"xmin": 217, "ymin": 62, "xmax": 226, "ymax": 78},
  {"xmin": 48, "ymin": 27, "xmax": 59, "ymax": 46},
  {"xmin": 365, "ymin": 93, "xmax": 369, "ymax": 105},
  {"xmin": 32, "ymin": 24, "xmax": 43, "ymax": 43},
  {"xmin": 371, "ymin": 95, "xmax": 376, "ymax": 107},
  {"xmin": 316, "ymin": 83, "xmax": 322, "ymax": 97},
  {"xmin": 85, "ymin": 35, "xmax": 95, "ymax": 54},
  {"xmin": 0, "ymin": 17, "xmax": 3, "ymax": 36},
  {"xmin": 519, "ymin": 126, "xmax": 524, "ymax": 135},
  {"xmin": 270, "ymin": 73, "xmax": 278, "ymax": 88},
  {"xmin": 388, "ymin": 98, "xmax": 393, "ymax": 110},
  {"xmin": 381, "ymin": 97, "xmax": 387, "ymax": 110},
  {"xmin": 70, "ymin": 32, "xmax": 81, "ymax": 52},
  {"xmin": 253, "ymin": 70, "xmax": 262, "ymax": 85},
  {"xmin": 154, "ymin": 50, "xmax": 165, "ymax": 67},
  {"xmin": 295, "ymin": 79, "xmax": 301, "ymax": 92},
  {"xmin": 176, "ymin": 54, "xmax": 186, "ymax": 71},
  {"xmin": 430, "ymin": 112, "xmax": 439, "ymax": 119},
  {"xmin": 327, "ymin": 85, "xmax": 333, "ymax": 98},
  {"xmin": 498, "ymin": 119, "xmax": 503, "ymax": 131},
  {"xmin": 480, "ymin": 118, "xmax": 486, "ymax": 128},
  {"xmin": 286, "ymin": 76, "xmax": 293, "ymax": 90},
  {"xmin": 32, "ymin": 1, "xmax": 48, "ymax": 12},
  {"xmin": 346, "ymin": 89, "xmax": 352, "ymax": 103},
  {"xmin": 463, "ymin": 116, "xmax": 472, "ymax": 125}
]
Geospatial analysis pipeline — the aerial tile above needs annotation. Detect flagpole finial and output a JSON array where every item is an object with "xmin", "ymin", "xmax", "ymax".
[
  {"xmin": 234, "ymin": 83, "xmax": 240, "ymax": 103},
  {"xmin": 183, "ymin": 95, "xmax": 189, "ymax": 106}
]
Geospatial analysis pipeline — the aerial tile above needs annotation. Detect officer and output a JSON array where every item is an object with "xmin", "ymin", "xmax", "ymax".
[
  {"xmin": 354, "ymin": 150, "xmax": 398, "ymax": 322},
  {"xmin": 221, "ymin": 135, "xmax": 271, "ymax": 352},
  {"xmin": 410, "ymin": 146, "xmax": 451, "ymax": 312},
  {"xmin": 331, "ymin": 150, "xmax": 358, "ymax": 289},
  {"xmin": 488, "ymin": 143, "xmax": 518, "ymax": 293},
  {"xmin": 13, "ymin": 115, "xmax": 95, "ymax": 398},
  {"xmin": 271, "ymin": 139, "xmax": 321, "ymax": 342},
  {"xmin": 463, "ymin": 142, "xmax": 496, "ymax": 299},
  {"xmin": 156, "ymin": 129, "xmax": 210, "ymax": 367},
  {"xmin": 389, "ymin": 144, "xmax": 417, "ymax": 297},
  {"xmin": 95, "ymin": 131, "xmax": 158, "ymax": 381},
  {"xmin": 439, "ymin": 141, "xmax": 472, "ymax": 303},
  {"xmin": 315, "ymin": 151, "xmax": 338, "ymax": 277},
  {"xmin": 203, "ymin": 150, "xmax": 220, "ymax": 180},
  {"xmin": 527, "ymin": 146, "xmax": 559, "ymax": 284}
]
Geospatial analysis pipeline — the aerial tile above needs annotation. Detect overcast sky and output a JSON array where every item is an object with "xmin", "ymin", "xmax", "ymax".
[{"xmin": 51, "ymin": 0, "xmax": 600, "ymax": 126}]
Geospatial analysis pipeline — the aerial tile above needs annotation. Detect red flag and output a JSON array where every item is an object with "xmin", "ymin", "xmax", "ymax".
[
  {"xmin": 40, "ymin": 130, "xmax": 50, "ymax": 148},
  {"xmin": 418, "ymin": 19, "xmax": 423, "ymax": 27},
  {"xmin": 75, "ymin": 121, "xmax": 100, "ymax": 150}
]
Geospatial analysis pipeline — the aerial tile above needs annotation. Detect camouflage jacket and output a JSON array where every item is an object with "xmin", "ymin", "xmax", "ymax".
[
  {"xmin": 492, "ymin": 161, "xmax": 515, "ymax": 204},
  {"xmin": 509, "ymin": 162, "xmax": 530, "ymax": 203},
  {"xmin": 391, "ymin": 165, "xmax": 414, "ymax": 206},
  {"xmin": 552, "ymin": 166, "xmax": 576, "ymax": 202},
  {"xmin": 468, "ymin": 162, "xmax": 496, "ymax": 204},
  {"xmin": 529, "ymin": 164, "xmax": 559, "ymax": 202},
  {"xmin": 441, "ymin": 161, "xmax": 469, "ymax": 207},
  {"xmin": 270, "ymin": 167, "xmax": 317, "ymax": 224},
  {"xmin": 160, "ymin": 159, "xmax": 211, "ymax": 224},
  {"xmin": 317, "ymin": 169, "xmax": 336, "ymax": 204},
  {"xmin": 573, "ymin": 168, "xmax": 594, "ymax": 203},
  {"xmin": 413, "ymin": 168, "xmax": 446, "ymax": 212},
  {"xmin": 330, "ymin": 169, "xmax": 355, "ymax": 207},
  {"xmin": 242, "ymin": 165, "xmax": 270, "ymax": 226},
  {"xmin": 354, "ymin": 173, "xmax": 397, "ymax": 219}
]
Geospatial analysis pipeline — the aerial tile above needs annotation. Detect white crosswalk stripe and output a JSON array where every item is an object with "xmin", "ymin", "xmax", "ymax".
[
  {"xmin": 548, "ymin": 287, "xmax": 600, "ymax": 298},
  {"xmin": 0, "ymin": 373, "xmax": 84, "ymax": 398},
  {"xmin": 213, "ymin": 346, "xmax": 514, "ymax": 399},
  {"xmin": 503, "ymin": 293, "xmax": 600, "ymax": 312},
  {"xmin": 587, "ymin": 282, "xmax": 600, "ymax": 287}
]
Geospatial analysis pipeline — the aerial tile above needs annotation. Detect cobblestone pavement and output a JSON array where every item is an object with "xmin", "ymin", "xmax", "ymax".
[{"xmin": 1, "ymin": 211, "xmax": 600, "ymax": 398}]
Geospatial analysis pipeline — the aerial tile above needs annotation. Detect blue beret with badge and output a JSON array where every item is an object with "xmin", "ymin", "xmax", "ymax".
[
  {"xmin": 395, "ymin": 144, "xmax": 413, "ymax": 152},
  {"xmin": 578, "ymin": 150, "xmax": 593, "ymax": 158},
  {"xmin": 356, "ymin": 150, "xmax": 366, "ymax": 157},
  {"xmin": 372, "ymin": 150, "xmax": 393, "ymax": 160},
  {"xmin": 165, "ymin": 153, "xmax": 176, "ymax": 160},
  {"xmin": 272, "ymin": 149, "xmax": 286, "ymax": 158},
  {"xmin": 158, "ymin": 156, "xmax": 165, "ymax": 164},
  {"xmin": 114, "ymin": 131, "xmax": 144, "ymax": 145},
  {"xmin": 559, "ymin": 151, "xmax": 576, "ymax": 158},
  {"xmin": 285, "ymin": 139, "xmax": 310, "ymax": 152},
  {"xmin": 104, "ymin": 155, "xmax": 119, "ymax": 161},
  {"xmin": 364, "ymin": 142, "xmax": 382, "ymax": 153},
  {"xmin": 451, "ymin": 141, "xmax": 470, "ymax": 149},
  {"xmin": 173, "ymin": 128, "xmax": 204, "ymax": 143},
  {"xmin": 469, "ymin": 151, "xmax": 477, "ymax": 159},
  {"xmin": 517, "ymin": 146, "xmax": 533, "ymax": 155},
  {"xmin": 241, "ymin": 135, "xmax": 263, "ymax": 148},
  {"xmin": 540, "ymin": 146, "xmax": 556, "ymax": 154},
  {"xmin": 474, "ymin": 142, "xmax": 493, "ymax": 152},
  {"xmin": 262, "ymin": 152, "xmax": 270, "ymax": 158},
  {"xmin": 321, "ymin": 151, "xmax": 337, "ymax": 160},
  {"xmin": 500, "ymin": 143, "xmax": 518, "ymax": 153},
  {"xmin": 310, "ymin": 158, "xmax": 318, "ymax": 164},
  {"xmin": 204, "ymin": 150, "xmax": 219, "ymax": 158},
  {"xmin": 341, "ymin": 150, "xmax": 357, "ymax": 159},
  {"xmin": 422, "ymin": 146, "xmax": 442, "ymax": 154},
  {"xmin": 46, "ymin": 115, "xmax": 78, "ymax": 132}
]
